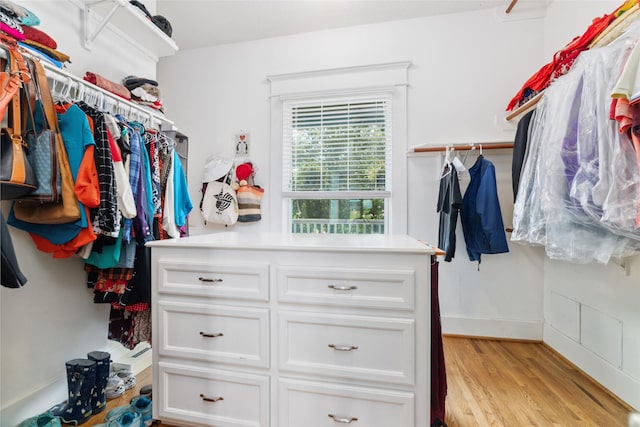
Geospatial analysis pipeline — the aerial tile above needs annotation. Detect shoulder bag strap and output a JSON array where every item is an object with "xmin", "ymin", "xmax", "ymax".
[{"xmin": 31, "ymin": 59, "xmax": 59, "ymax": 135}]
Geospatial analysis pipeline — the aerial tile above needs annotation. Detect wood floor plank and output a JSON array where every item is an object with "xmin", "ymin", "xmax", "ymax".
[
  {"xmin": 443, "ymin": 337, "xmax": 631, "ymax": 427},
  {"xmin": 82, "ymin": 336, "xmax": 632, "ymax": 426}
]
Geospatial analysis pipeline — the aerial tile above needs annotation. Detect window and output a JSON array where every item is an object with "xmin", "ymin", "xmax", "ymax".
[
  {"xmin": 282, "ymin": 95, "xmax": 392, "ymax": 234},
  {"xmin": 268, "ymin": 61, "xmax": 410, "ymax": 235}
]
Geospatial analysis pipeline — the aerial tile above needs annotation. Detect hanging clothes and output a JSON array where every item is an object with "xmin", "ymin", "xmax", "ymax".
[
  {"xmin": 430, "ymin": 255, "xmax": 446, "ymax": 427},
  {"xmin": 512, "ymin": 109, "xmax": 536, "ymax": 200},
  {"xmin": 437, "ymin": 163, "xmax": 463, "ymax": 262},
  {"xmin": 1, "ymin": 212, "xmax": 27, "ymax": 288},
  {"xmin": 506, "ymin": 12, "xmax": 615, "ymax": 111},
  {"xmin": 512, "ymin": 20, "xmax": 640, "ymax": 263},
  {"xmin": 461, "ymin": 155, "xmax": 509, "ymax": 263}
]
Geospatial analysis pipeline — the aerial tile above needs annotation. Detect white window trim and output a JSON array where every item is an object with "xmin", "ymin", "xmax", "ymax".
[{"xmin": 268, "ymin": 61, "xmax": 410, "ymax": 234}]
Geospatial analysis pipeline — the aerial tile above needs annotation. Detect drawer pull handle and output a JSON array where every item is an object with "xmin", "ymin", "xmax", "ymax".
[
  {"xmin": 200, "ymin": 332, "xmax": 224, "ymax": 338},
  {"xmin": 328, "ymin": 344, "xmax": 358, "ymax": 351},
  {"xmin": 200, "ymin": 393, "xmax": 224, "ymax": 403},
  {"xmin": 328, "ymin": 285, "xmax": 357, "ymax": 291},
  {"xmin": 328, "ymin": 414, "xmax": 358, "ymax": 423},
  {"xmin": 198, "ymin": 277, "xmax": 223, "ymax": 283}
]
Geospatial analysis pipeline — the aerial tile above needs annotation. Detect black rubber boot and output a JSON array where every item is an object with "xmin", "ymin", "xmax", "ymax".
[
  {"xmin": 49, "ymin": 359, "xmax": 96, "ymax": 425},
  {"xmin": 87, "ymin": 351, "xmax": 111, "ymax": 415}
]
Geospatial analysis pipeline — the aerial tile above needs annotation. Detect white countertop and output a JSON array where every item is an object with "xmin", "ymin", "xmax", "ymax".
[{"xmin": 147, "ymin": 232, "xmax": 435, "ymax": 254}]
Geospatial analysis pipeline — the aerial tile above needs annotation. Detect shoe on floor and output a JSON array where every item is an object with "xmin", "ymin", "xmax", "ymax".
[
  {"xmin": 105, "ymin": 375, "xmax": 125, "ymax": 399},
  {"xmin": 138, "ymin": 384, "xmax": 152, "ymax": 399},
  {"xmin": 113, "ymin": 369, "xmax": 136, "ymax": 390},
  {"xmin": 18, "ymin": 413, "xmax": 62, "ymax": 427},
  {"xmin": 99, "ymin": 405, "xmax": 142, "ymax": 427},
  {"xmin": 130, "ymin": 396, "xmax": 152, "ymax": 426}
]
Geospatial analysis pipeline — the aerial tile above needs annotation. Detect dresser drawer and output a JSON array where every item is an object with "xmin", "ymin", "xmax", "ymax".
[
  {"xmin": 277, "ymin": 266, "xmax": 415, "ymax": 310},
  {"xmin": 158, "ymin": 301, "xmax": 269, "ymax": 368},
  {"xmin": 157, "ymin": 260, "xmax": 269, "ymax": 301},
  {"xmin": 157, "ymin": 362, "xmax": 269, "ymax": 427},
  {"xmin": 278, "ymin": 311, "xmax": 415, "ymax": 385},
  {"xmin": 278, "ymin": 378, "xmax": 414, "ymax": 427}
]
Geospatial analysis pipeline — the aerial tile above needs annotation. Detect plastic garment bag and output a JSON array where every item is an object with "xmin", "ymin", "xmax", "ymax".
[{"xmin": 512, "ymin": 20, "xmax": 640, "ymax": 263}]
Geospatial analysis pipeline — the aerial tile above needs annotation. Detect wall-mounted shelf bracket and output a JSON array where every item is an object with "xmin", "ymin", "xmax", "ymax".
[
  {"xmin": 610, "ymin": 257, "xmax": 631, "ymax": 276},
  {"xmin": 82, "ymin": 0, "xmax": 123, "ymax": 50},
  {"xmin": 78, "ymin": 0, "xmax": 178, "ymax": 58}
]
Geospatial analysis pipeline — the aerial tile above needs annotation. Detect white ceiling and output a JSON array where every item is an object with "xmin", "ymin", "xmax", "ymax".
[{"xmin": 156, "ymin": 0, "xmax": 517, "ymax": 51}]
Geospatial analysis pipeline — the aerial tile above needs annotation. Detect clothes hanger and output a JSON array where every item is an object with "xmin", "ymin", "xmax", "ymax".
[{"xmin": 440, "ymin": 145, "xmax": 454, "ymax": 179}]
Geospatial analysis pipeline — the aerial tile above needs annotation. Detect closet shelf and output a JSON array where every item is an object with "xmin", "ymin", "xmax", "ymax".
[
  {"xmin": 505, "ymin": 91, "xmax": 543, "ymax": 121},
  {"xmin": 79, "ymin": 0, "xmax": 178, "ymax": 58}
]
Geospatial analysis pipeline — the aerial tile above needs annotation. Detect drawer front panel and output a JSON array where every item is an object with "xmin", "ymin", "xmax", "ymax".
[
  {"xmin": 278, "ymin": 378, "xmax": 414, "ymax": 427},
  {"xmin": 158, "ymin": 301, "xmax": 269, "ymax": 368},
  {"xmin": 158, "ymin": 260, "xmax": 269, "ymax": 301},
  {"xmin": 158, "ymin": 362, "xmax": 269, "ymax": 427},
  {"xmin": 278, "ymin": 311, "xmax": 415, "ymax": 384},
  {"xmin": 277, "ymin": 266, "xmax": 415, "ymax": 310}
]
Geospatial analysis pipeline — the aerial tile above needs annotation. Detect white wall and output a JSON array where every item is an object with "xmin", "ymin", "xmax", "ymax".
[
  {"xmin": 158, "ymin": 8, "xmax": 546, "ymax": 343},
  {"xmin": 541, "ymin": 0, "xmax": 640, "ymax": 410},
  {"xmin": 0, "ymin": 1, "xmax": 158, "ymax": 425},
  {"xmin": 159, "ymin": 1, "xmax": 640, "ymax": 410}
]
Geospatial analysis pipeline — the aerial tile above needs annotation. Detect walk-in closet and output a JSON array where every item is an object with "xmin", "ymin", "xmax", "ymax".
[{"xmin": 1, "ymin": 1, "xmax": 639, "ymax": 426}]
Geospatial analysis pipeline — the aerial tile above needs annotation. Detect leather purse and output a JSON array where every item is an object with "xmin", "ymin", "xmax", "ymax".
[
  {"xmin": 0, "ymin": 87, "xmax": 37, "ymax": 199},
  {"xmin": 19, "ymin": 57, "xmax": 60, "ymax": 202},
  {"xmin": 0, "ymin": 34, "xmax": 29, "ymax": 122},
  {"xmin": 12, "ymin": 59, "xmax": 80, "ymax": 224}
]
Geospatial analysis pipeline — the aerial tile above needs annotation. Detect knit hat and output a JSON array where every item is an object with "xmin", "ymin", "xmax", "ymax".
[{"xmin": 235, "ymin": 163, "xmax": 254, "ymax": 181}]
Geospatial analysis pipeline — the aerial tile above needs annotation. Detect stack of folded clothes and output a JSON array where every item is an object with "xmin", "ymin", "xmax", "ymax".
[
  {"xmin": 84, "ymin": 71, "xmax": 132, "ymax": 100},
  {"xmin": 0, "ymin": 0, "xmax": 71, "ymax": 67},
  {"xmin": 123, "ymin": 75, "xmax": 164, "ymax": 113}
]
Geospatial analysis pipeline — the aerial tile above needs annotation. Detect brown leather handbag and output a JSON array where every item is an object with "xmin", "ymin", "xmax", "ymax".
[
  {"xmin": 0, "ymin": 34, "xmax": 29, "ymax": 122},
  {"xmin": 12, "ymin": 59, "xmax": 81, "ymax": 224},
  {"xmin": 0, "ymin": 87, "xmax": 37, "ymax": 199}
]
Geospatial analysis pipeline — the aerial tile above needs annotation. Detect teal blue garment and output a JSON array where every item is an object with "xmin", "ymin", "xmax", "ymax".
[
  {"xmin": 173, "ymin": 150, "xmax": 193, "ymax": 228},
  {"xmin": 140, "ymin": 138, "xmax": 155, "ymax": 223},
  {"xmin": 7, "ymin": 104, "xmax": 96, "ymax": 245},
  {"xmin": 84, "ymin": 229, "xmax": 123, "ymax": 269}
]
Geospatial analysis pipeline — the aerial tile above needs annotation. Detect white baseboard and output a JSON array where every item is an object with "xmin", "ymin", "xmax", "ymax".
[
  {"xmin": 441, "ymin": 316, "xmax": 543, "ymax": 341},
  {"xmin": 544, "ymin": 324, "xmax": 640, "ymax": 410}
]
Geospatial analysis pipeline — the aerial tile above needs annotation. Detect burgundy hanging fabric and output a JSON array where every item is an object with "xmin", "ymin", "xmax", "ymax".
[{"xmin": 430, "ymin": 255, "xmax": 447, "ymax": 426}]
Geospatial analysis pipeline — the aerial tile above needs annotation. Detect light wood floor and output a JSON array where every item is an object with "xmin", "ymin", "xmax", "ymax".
[
  {"xmin": 84, "ymin": 337, "xmax": 633, "ymax": 426},
  {"xmin": 443, "ymin": 336, "xmax": 631, "ymax": 427}
]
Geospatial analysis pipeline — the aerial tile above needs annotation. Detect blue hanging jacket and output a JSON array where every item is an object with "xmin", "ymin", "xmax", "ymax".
[{"xmin": 461, "ymin": 155, "xmax": 509, "ymax": 263}]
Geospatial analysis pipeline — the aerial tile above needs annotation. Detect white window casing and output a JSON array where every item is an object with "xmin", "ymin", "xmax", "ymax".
[{"xmin": 268, "ymin": 61, "xmax": 410, "ymax": 234}]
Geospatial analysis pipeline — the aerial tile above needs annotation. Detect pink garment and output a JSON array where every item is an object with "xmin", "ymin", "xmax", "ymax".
[
  {"xmin": 615, "ymin": 97, "xmax": 632, "ymax": 134},
  {"xmin": 0, "ymin": 22, "xmax": 24, "ymax": 40}
]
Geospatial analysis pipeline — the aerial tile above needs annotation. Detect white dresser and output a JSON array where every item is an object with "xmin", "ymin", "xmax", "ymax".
[{"xmin": 148, "ymin": 232, "xmax": 434, "ymax": 427}]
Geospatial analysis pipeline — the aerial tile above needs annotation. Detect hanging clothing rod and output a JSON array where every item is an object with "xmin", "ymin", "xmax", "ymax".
[
  {"xmin": 38, "ymin": 59, "xmax": 173, "ymax": 129},
  {"xmin": 505, "ymin": 91, "xmax": 543, "ymax": 121},
  {"xmin": 0, "ymin": 46, "xmax": 174, "ymax": 129},
  {"xmin": 412, "ymin": 142, "xmax": 514, "ymax": 153}
]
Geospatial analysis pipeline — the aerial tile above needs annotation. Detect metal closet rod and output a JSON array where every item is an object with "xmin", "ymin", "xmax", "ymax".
[
  {"xmin": 37, "ymin": 59, "xmax": 173, "ymax": 129},
  {"xmin": 412, "ymin": 142, "xmax": 514, "ymax": 153}
]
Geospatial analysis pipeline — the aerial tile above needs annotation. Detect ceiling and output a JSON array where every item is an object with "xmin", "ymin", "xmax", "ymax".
[{"xmin": 156, "ymin": 0, "xmax": 522, "ymax": 51}]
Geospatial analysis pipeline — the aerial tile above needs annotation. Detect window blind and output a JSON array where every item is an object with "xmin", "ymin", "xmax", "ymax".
[{"xmin": 282, "ymin": 94, "xmax": 392, "ymax": 196}]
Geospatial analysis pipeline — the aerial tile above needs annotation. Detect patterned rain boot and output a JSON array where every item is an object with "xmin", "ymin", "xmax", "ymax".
[
  {"xmin": 49, "ymin": 359, "xmax": 97, "ymax": 425},
  {"xmin": 87, "ymin": 351, "xmax": 111, "ymax": 415}
]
